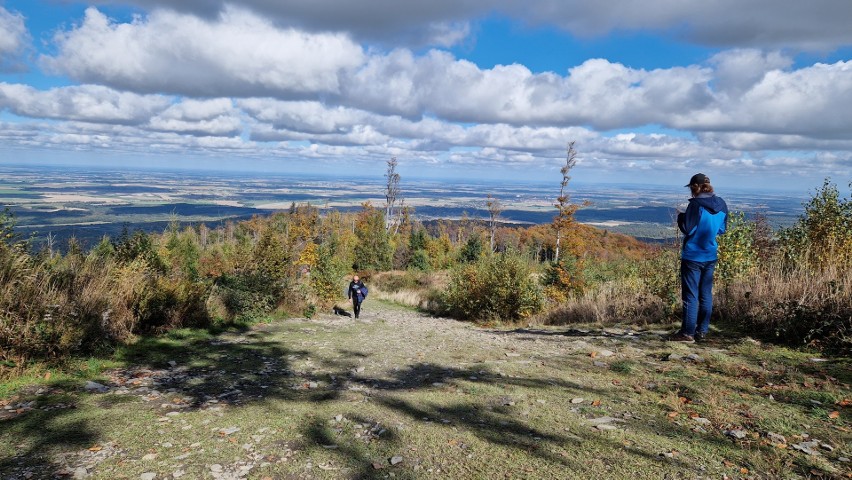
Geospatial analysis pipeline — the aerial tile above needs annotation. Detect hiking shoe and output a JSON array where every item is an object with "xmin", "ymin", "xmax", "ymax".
[
  {"xmin": 667, "ymin": 332, "xmax": 695, "ymax": 343},
  {"xmin": 694, "ymin": 332, "xmax": 706, "ymax": 342}
]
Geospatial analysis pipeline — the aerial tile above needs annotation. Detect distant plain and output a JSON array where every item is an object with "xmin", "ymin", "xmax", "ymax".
[{"xmin": 0, "ymin": 164, "xmax": 807, "ymax": 249}]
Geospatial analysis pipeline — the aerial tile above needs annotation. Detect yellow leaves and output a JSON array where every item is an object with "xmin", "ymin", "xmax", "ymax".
[
  {"xmin": 591, "ymin": 399, "xmax": 602, "ymax": 407},
  {"xmin": 828, "ymin": 410, "xmax": 840, "ymax": 419},
  {"xmin": 297, "ymin": 242, "xmax": 319, "ymax": 269},
  {"xmin": 44, "ymin": 371, "xmax": 51, "ymax": 381},
  {"xmin": 88, "ymin": 445, "xmax": 102, "ymax": 452},
  {"xmin": 667, "ymin": 411, "xmax": 679, "ymax": 418}
]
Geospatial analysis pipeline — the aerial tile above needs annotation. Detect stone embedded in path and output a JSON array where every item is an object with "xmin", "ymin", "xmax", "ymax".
[
  {"xmin": 586, "ymin": 417, "xmax": 624, "ymax": 426},
  {"xmin": 84, "ymin": 381, "xmax": 109, "ymax": 393},
  {"xmin": 792, "ymin": 441, "xmax": 821, "ymax": 455},
  {"xmin": 595, "ymin": 424, "xmax": 618, "ymax": 431}
]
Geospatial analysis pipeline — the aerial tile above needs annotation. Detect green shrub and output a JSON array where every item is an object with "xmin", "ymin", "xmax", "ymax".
[
  {"xmin": 717, "ymin": 211, "xmax": 758, "ymax": 284},
  {"xmin": 441, "ymin": 251, "xmax": 543, "ymax": 321}
]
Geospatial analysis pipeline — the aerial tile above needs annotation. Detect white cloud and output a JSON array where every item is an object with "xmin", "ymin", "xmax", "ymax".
[
  {"xmin": 148, "ymin": 98, "xmax": 242, "ymax": 136},
  {"xmin": 0, "ymin": 83, "xmax": 172, "ymax": 124},
  {"xmin": 42, "ymin": 7, "xmax": 365, "ymax": 97},
  {"xmin": 672, "ymin": 60, "xmax": 852, "ymax": 138},
  {"xmin": 0, "ymin": 6, "xmax": 29, "ymax": 71}
]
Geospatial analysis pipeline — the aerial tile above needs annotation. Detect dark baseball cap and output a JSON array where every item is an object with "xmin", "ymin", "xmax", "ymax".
[{"xmin": 685, "ymin": 173, "xmax": 708, "ymax": 187}]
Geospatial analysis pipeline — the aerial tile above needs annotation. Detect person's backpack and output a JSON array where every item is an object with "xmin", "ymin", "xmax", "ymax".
[{"xmin": 360, "ymin": 285, "xmax": 368, "ymax": 299}]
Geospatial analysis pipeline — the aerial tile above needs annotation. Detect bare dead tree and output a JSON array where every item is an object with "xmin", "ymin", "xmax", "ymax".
[
  {"xmin": 384, "ymin": 156, "xmax": 402, "ymax": 233},
  {"xmin": 554, "ymin": 141, "xmax": 578, "ymax": 261},
  {"xmin": 486, "ymin": 194, "xmax": 503, "ymax": 253}
]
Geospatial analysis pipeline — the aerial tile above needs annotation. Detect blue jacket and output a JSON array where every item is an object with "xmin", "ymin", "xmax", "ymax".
[{"xmin": 677, "ymin": 194, "xmax": 728, "ymax": 262}]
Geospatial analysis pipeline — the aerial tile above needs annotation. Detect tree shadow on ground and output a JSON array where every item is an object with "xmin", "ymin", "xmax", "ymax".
[{"xmin": 2, "ymin": 316, "xmax": 827, "ymax": 478}]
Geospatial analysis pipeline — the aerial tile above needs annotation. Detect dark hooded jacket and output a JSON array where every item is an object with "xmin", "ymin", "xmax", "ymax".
[{"xmin": 677, "ymin": 193, "xmax": 729, "ymax": 262}]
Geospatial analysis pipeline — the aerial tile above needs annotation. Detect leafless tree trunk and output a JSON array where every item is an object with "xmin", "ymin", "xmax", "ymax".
[
  {"xmin": 199, "ymin": 224, "xmax": 209, "ymax": 250},
  {"xmin": 554, "ymin": 141, "xmax": 578, "ymax": 261},
  {"xmin": 486, "ymin": 195, "xmax": 502, "ymax": 253},
  {"xmin": 385, "ymin": 156, "xmax": 402, "ymax": 233}
]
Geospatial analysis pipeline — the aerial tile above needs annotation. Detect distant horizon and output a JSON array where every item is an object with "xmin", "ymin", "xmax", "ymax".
[{"xmin": 0, "ymin": 159, "xmax": 833, "ymax": 196}]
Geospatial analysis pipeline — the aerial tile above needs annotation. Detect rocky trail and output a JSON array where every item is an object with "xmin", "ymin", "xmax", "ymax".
[{"xmin": 1, "ymin": 301, "xmax": 850, "ymax": 479}]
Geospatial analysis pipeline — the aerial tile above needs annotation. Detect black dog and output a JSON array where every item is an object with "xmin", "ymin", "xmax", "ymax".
[{"xmin": 333, "ymin": 306, "xmax": 353, "ymax": 317}]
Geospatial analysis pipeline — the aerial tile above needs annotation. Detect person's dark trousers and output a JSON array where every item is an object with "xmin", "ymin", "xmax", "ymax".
[
  {"xmin": 353, "ymin": 299, "xmax": 361, "ymax": 318},
  {"xmin": 680, "ymin": 259, "xmax": 717, "ymax": 336}
]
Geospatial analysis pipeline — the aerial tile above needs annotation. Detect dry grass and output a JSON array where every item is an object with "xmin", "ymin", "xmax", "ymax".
[
  {"xmin": 716, "ymin": 261, "xmax": 852, "ymax": 351},
  {"xmin": 536, "ymin": 278, "xmax": 671, "ymax": 326}
]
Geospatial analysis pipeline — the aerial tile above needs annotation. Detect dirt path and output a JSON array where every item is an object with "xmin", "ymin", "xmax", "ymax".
[{"xmin": 1, "ymin": 301, "xmax": 850, "ymax": 479}]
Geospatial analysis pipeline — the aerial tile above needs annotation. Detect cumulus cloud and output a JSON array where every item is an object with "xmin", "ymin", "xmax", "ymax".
[
  {"xmin": 0, "ymin": 6, "xmax": 29, "ymax": 71},
  {"xmin": 88, "ymin": 0, "xmax": 852, "ymax": 50},
  {"xmin": 0, "ymin": 83, "xmax": 172, "ymax": 124},
  {"xmin": 148, "ymin": 98, "xmax": 242, "ymax": 136},
  {"xmin": 672, "ymin": 60, "xmax": 852, "ymax": 138},
  {"xmin": 42, "ymin": 7, "xmax": 365, "ymax": 97}
]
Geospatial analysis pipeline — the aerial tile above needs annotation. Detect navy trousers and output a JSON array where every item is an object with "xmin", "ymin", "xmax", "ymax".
[{"xmin": 680, "ymin": 259, "xmax": 717, "ymax": 336}]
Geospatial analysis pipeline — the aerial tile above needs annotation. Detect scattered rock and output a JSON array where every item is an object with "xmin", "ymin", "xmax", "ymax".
[
  {"xmin": 167, "ymin": 360, "xmax": 177, "ymax": 367},
  {"xmin": 505, "ymin": 352, "xmax": 521, "ymax": 357},
  {"xmin": 592, "ymin": 361, "xmax": 608, "ymax": 368},
  {"xmin": 570, "ymin": 398, "xmax": 585, "ymax": 404},
  {"xmin": 766, "ymin": 432, "xmax": 787, "ymax": 445},
  {"xmin": 84, "ymin": 381, "xmax": 109, "ymax": 393},
  {"xmin": 210, "ymin": 464, "xmax": 223, "ymax": 472},
  {"xmin": 791, "ymin": 441, "xmax": 821, "ymax": 456},
  {"xmin": 724, "ymin": 429, "xmax": 748, "ymax": 440},
  {"xmin": 142, "ymin": 453, "xmax": 158, "ymax": 461},
  {"xmin": 819, "ymin": 443, "xmax": 834, "ymax": 452},
  {"xmin": 73, "ymin": 467, "xmax": 89, "ymax": 479},
  {"xmin": 390, "ymin": 456, "xmax": 404, "ymax": 465},
  {"xmin": 595, "ymin": 424, "xmax": 618, "ymax": 431},
  {"xmin": 692, "ymin": 417, "xmax": 712, "ymax": 426},
  {"xmin": 666, "ymin": 353, "xmax": 683, "ymax": 361},
  {"xmin": 140, "ymin": 473, "xmax": 156, "ymax": 480},
  {"xmin": 597, "ymin": 350, "xmax": 615, "ymax": 357},
  {"xmin": 586, "ymin": 417, "xmax": 623, "ymax": 426},
  {"xmin": 685, "ymin": 353, "xmax": 704, "ymax": 362},
  {"xmin": 308, "ymin": 382, "xmax": 319, "ymax": 389},
  {"xmin": 219, "ymin": 427, "xmax": 240, "ymax": 435}
]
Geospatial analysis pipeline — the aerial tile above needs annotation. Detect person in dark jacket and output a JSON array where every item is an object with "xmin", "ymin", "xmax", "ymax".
[
  {"xmin": 347, "ymin": 275, "xmax": 366, "ymax": 319},
  {"xmin": 670, "ymin": 173, "xmax": 728, "ymax": 343}
]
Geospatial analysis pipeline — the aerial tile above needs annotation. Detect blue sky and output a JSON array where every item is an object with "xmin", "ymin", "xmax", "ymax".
[{"xmin": 1, "ymin": 1, "xmax": 852, "ymax": 191}]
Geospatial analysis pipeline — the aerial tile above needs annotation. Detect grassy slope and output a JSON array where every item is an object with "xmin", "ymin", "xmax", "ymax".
[{"xmin": 1, "ymin": 301, "xmax": 850, "ymax": 479}]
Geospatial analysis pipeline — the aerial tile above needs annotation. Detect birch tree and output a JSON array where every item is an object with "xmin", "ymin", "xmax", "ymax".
[
  {"xmin": 384, "ymin": 156, "xmax": 402, "ymax": 234},
  {"xmin": 554, "ymin": 142, "xmax": 578, "ymax": 261}
]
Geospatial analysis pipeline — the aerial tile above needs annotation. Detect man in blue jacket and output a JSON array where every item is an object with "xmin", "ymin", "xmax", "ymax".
[{"xmin": 670, "ymin": 173, "xmax": 728, "ymax": 343}]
